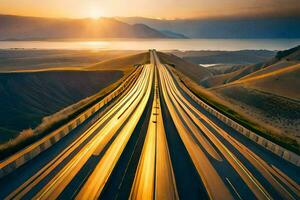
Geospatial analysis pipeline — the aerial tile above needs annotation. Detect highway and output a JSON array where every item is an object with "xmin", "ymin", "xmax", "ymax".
[{"xmin": 0, "ymin": 50, "xmax": 299, "ymax": 200}]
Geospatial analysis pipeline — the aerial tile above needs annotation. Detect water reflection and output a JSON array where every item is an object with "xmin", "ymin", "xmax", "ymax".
[{"xmin": 0, "ymin": 39, "xmax": 299, "ymax": 50}]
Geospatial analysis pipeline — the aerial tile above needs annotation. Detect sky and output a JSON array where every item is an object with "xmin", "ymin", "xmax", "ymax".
[{"xmin": 0, "ymin": 0, "xmax": 299, "ymax": 19}]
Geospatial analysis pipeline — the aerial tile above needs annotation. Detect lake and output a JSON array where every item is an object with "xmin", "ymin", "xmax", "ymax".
[{"xmin": 0, "ymin": 39, "xmax": 299, "ymax": 51}]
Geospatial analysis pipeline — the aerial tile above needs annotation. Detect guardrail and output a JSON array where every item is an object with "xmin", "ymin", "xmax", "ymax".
[
  {"xmin": 0, "ymin": 66, "xmax": 143, "ymax": 178},
  {"xmin": 171, "ymin": 67, "xmax": 300, "ymax": 167}
]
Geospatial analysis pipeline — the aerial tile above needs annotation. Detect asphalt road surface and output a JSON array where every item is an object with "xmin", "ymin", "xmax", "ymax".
[{"xmin": 0, "ymin": 50, "xmax": 299, "ymax": 200}]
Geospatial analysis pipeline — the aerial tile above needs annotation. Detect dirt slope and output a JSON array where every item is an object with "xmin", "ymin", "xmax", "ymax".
[{"xmin": 157, "ymin": 52, "xmax": 212, "ymax": 84}]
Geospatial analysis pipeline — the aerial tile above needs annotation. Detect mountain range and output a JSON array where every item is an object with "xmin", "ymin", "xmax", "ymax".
[
  {"xmin": 2, "ymin": 14, "xmax": 300, "ymax": 40},
  {"xmin": 118, "ymin": 17, "xmax": 300, "ymax": 38},
  {"xmin": 0, "ymin": 14, "xmax": 183, "ymax": 40}
]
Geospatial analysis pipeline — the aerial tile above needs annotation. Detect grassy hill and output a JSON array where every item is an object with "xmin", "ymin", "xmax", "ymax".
[{"xmin": 0, "ymin": 70, "xmax": 122, "ymax": 143}]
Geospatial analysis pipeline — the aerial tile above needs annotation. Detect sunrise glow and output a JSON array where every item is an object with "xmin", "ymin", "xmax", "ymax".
[
  {"xmin": 88, "ymin": 8, "xmax": 102, "ymax": 19},
  {"xmin": 0, "ymin": 0, "xmax": 299, "ymax": 19}
]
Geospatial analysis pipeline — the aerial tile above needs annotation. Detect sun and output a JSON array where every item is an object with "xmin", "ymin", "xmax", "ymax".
[{"xmin": 88, "ymin": 8, "xmax": 102, "ymax": 19}]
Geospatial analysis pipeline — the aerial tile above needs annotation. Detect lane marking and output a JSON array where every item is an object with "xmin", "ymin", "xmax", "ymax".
[{"xmin": 226, "ymin": 177, "xmax": 243, "ymax": 200}]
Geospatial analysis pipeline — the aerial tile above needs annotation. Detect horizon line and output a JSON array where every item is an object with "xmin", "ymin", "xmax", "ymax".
[{"xmin": 1, "ymin": 12, "xmax": 300, "ymax": 21}]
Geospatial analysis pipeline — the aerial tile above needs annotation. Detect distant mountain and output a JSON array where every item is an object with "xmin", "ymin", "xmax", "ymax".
[
  {"xmin": 118, "ymin": 17, "xmax": 300, "ymax": 38},
  {"xmin": 0, "ymin": 15, "xmax": 172, "ymax": 40},
  {"xmin": 160, "ymin": 30, "xmax": 188, "ymax": 38}
]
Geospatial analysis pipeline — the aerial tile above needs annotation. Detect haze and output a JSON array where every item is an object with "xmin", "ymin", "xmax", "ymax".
[
  {"xmin": 1, "ymin": 0, "xmax": 300, "ymax": 19},
  {"xmin": 0, "ymin": 0, "xmax": 300, "ymax": 199}
]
